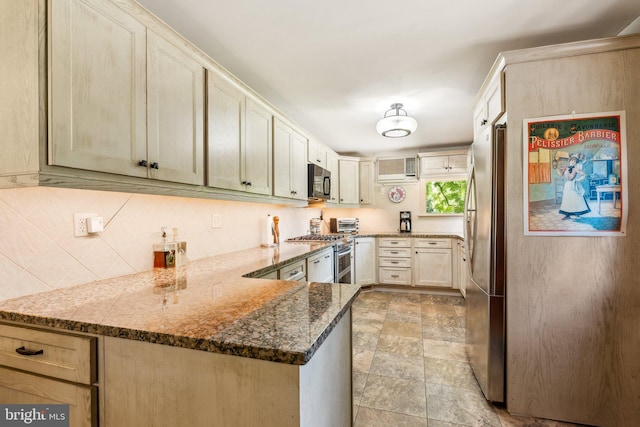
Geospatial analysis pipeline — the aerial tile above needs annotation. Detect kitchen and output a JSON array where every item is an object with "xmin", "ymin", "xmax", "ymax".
[{"xmin": 1, "ymin": 0, "xmax": 640, "ymax": 426}]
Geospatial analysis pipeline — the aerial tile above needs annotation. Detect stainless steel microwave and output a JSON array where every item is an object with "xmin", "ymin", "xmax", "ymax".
[
  {"xmin": 330, "ymin": 218, "xmax": 359, "ymax": 234},
  {"xmin": 308, "ymin": 164, "xmax": 331, "ymax": 202}
]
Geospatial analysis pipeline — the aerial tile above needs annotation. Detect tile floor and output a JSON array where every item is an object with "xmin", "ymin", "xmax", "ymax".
[{"xmin": 351, "ymin": 290, "xmax": 585, "ymax": 427}]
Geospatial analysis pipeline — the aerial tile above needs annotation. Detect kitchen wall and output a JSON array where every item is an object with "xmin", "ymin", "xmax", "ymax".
[
  {"xmin": 324, "ymin": 181, "xmax": 464, "ymax": 235},
  {"xmin": 0, "ymin": 187, "xmax": 319, "ymax": 301}
]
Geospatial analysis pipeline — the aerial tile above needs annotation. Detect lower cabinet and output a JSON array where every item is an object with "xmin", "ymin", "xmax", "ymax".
[
  {"xmin": 307, "ymin": 248, "xmax": 334, "ymax": 283},
  {"xmin": 279, "ymin": 259, "xmax": 307, "ymax": 281},
  {"xmin": 413, "ymin": 239, "xmax": 453, "ymax": 288},
  {"xmin": 0, "ymin": 323, "xmax": 98, "ymax": 427},
  {"xmin": 378, "ymin": 238, "xmax": 412, "ymax": 286},
  {"xmin": 354, "ymin": 237, "xmax": 376, "ymax": 285}
]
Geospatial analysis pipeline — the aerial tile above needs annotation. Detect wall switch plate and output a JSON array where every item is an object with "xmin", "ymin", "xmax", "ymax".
[
  {"xmin": 211, "ymin": 214, "xmax": 222, "ymax": 228},
  {"xmin": 74, "ymin": 213, "xmax": 98, "ymax": 237}
]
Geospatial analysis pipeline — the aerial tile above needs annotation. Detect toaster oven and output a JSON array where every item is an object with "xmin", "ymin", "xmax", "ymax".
[{"xmin": 329, "ymin": 218, "xmax": 359, "ymax": 234}]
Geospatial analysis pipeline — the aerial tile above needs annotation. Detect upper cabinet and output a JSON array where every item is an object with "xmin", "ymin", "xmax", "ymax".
[
  {"xmin": 308, "ymin": 139, "xmax": 328, "ymax": 169},
  {"xmin": 49, "ymin": 0, "xmax": 205, "ymax": 185},
  {"xmin": 146, "ymin": 31, "xmax": 204, "ymax": 185},
  {"xmin": 339, "ymin": 158, "xmax": 359, "ymax": 204},
  {"xmin": 207, "ymin": 73, "xmax": 272, "ymax": 195},
  {"xmin": 273, "ymin": 118, "xmax": 308, "ymax": 201},
  {"xmin": 326, "ymin": 151, "xmax": 340, "ymax": 204},
  {"xmin": 0, "ymin": 0, "xmax": 39, "ymax": 187},
  {"xmin": 419, "ymin": 151, "xmax": 468, "ymax": 177},
  {"xmin": 359, "ymin": 160, "xmax": 375, "ymax": 205},
  {"xmin": 50, "ymin": 0, "xmax": 148, "ymax": 178},
  {"xmin": 472, "ymin": 71, "xmax": 504, "ymax": 138}
]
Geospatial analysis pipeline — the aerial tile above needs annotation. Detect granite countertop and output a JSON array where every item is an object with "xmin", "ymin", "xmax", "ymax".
[{"xmin": 0, "ymin": 242, "xmax": 361, "ymax": 365}]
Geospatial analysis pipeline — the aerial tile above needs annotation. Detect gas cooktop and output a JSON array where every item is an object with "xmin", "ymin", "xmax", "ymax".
[{"xmin": 287, "ymin": 234, "xmax": 348, "ymax": 242}]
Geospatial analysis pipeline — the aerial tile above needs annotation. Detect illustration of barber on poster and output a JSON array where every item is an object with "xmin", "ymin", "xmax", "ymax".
[{"xmin": 523, "ymin": 111, "xmax": 627, "ymax": 236}]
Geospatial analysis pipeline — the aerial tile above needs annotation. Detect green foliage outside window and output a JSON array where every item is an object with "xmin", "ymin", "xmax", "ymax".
[{"xmin": 424, "ymin": 180, "xmax": 467, "ymax": 214}]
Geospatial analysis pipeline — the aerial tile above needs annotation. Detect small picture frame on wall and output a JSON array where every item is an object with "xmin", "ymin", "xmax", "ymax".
[{"xmin": 523, "ymin": 111, "xmax": 628, "ymax": 236}]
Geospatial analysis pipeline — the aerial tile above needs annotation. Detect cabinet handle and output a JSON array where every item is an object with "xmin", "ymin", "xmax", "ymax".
[
  {"xmin": 16, "ymin": 346, "xmax": 44, "ymax": 356},
  {"xmin": 428, "ymin": 242, "xmax": 438, "ymax": 245},
  {"xmin": 246, "ymin": 182, "xmax": 252, "ymax": 186},
  {"xmin": 391, "ymin": 261, "xmax": 399, "ymax": 264},
  {"xmin": 316, "ymin": 159, "xmax": 322, "ymax": 163},
  {"xmin": 241, "ymin": 180, "xmax": 247, "ymax": 185},
  {"xmin": 138, "ymin": 160, "xmax": 148, "ymax": 167},
  {"xmin": 481, "ymin": 119, "xmax": 488, "ymax": 126},
  {"xmin": 150, "ymin": 162, "xmax": 159, "ymax": 169},
  {"xmin": 390, "ymin": 241, "xmax": 399, "ymax": 245},
  {"xmin": 324, "ymin": 255, "xmax": 331, "ymax": 259},
  {"xmin": 390, "ymin": 251, "xmax": 398, "ymax": 254},
  {"xmin": 391, "ymin": 274, "xmax": 400, "ymax": 278},
  {"xmin": 313, "ymin": 260, "xmax": 320, "ymax": 264}
]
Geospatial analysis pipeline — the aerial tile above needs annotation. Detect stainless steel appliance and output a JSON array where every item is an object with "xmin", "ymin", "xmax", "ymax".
[
  {"xmin": 287, "ymin": 234, "xmax": 354, "ymax": 284},
  {"xmin": 329, "ymin": 218, "xmax": 359, "ymax": 234},
  {"xmin": 465, "ymin": 122, "xmax": 506, "ymax": 403},
  {"xmin": 307, "ymin": 164, "xmax": 331, "ymax": 202},
  {"xmin": 400, "ymin": 211, "xmax": 411, "ymax": 232}
]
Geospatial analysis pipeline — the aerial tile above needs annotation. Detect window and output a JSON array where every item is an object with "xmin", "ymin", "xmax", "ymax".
[{"xmin": 420, "ymin": 178, "xmax": 467, "ymax": 215}]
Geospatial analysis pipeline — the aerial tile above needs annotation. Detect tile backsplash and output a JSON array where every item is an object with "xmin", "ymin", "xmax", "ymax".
[{"xmin": 0, "ymin": 187, "xmax": 319, "ymax": 300}]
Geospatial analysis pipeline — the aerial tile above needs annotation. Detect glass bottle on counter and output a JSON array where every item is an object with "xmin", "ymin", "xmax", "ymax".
[{"xmin": 153, "ymin": 226, "xmax": 176, "ymax": 268}]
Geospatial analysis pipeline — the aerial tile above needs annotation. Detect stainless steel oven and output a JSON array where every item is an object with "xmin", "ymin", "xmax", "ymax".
[{"xmin": 334, "ymin": 238, "xmax": 354, "ymax": 284}]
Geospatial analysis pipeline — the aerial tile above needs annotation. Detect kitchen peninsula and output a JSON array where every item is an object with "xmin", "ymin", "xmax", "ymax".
[{"xmin": 0, "ymin": 242, "xmax": 359, "ymax": 427}]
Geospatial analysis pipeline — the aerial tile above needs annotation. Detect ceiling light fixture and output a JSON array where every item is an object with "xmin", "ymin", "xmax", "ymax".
[{"xmin": 376, "ymin": 103, "xmax": 418, "ymax": 138}]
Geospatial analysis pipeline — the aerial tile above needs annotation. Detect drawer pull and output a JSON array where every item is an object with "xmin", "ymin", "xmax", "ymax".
[
  {"xmin": 391, "ymin": 274, "xmax": 400, "ymax": 278},
  {"xmin": 390, "ymin": 261, "xmax": 399, "ymax": 264},
  {"xmin": 390, "ymin": 251, "xmax": 398, "ymax": 254},
  {"xmin": 390, "ymin": 241, "xmax": 399, "ymax": 245},
  {"xmin": 429, "ymin": 242, "xmax": 438, "ymax": 245},
  {"xmin": 16, "ymin": 346, "xmax": 44, "ymax": 356}
]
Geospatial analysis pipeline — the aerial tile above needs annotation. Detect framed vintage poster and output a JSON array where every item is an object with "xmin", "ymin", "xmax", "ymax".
[{"xmin": 523, "ymin": 111, "xmax": 627, "ymax": 236}]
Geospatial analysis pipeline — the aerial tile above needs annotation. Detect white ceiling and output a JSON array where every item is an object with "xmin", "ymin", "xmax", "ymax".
[{"xmin": 137, "ymin": 0, "xmax": 640, "ymax": 156}]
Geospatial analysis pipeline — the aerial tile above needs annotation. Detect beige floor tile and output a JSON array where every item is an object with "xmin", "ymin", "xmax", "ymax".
[
  {"xmin": 376, "ymin": 334, "xmax": 424, "ymax": 357},
  {"xmin": 360, "ymin": 374, "xmax": 427, "ymax": 418},
  {"xmin": 353, "ymin": 348, "xmax": 375, "ymax": 373},
  {"xmin": 354, "ymin": 407, "xmax": 428, "ymax": 427},
  {"xmin": 423, "ymin": 339, "xmax": 469, "ymax": 362},
  {"xmin": 369, "ymin": 351, "xmax": 425, "ymax": 382},
  {"xmin": 424, "ymin": 357, "xmax": 478, "ymax": 390},
  {"xmin": 353, "ymin": 330, "xmax": 380, "ymax": 351},
  {"xmin": 381, "ymin": 320, "xmax": 423, "ymax": 339},
  {"xmin": 353, "ymin": 317, "xmax": 384, "ymax": 334},
  {"xmin": 426, "ymin": 383, "xmax": 501, "ymax": 427},
  {"xmin": 388, "ymin": 300, "xmax": 421, "ymax": 314}
]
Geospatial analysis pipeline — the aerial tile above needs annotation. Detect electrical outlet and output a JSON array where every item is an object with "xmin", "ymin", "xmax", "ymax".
[
  {"xmin": 211, "ymin": 214, "xmax": 222, "ymax": 229},
  {"xmin": 74, "ymin": 213, "xmax": 98, "ymax": 237}
]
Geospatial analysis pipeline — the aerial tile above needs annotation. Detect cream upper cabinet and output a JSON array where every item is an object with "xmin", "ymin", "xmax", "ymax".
[
  {"xmin": 243, "ymin": 97, "xmax": 273, "ymax": 195},
  {"xmin": 207, "ymin": 73, "xmax": 245, "ymax": 192},
  {"xmin": 359, "ymin": 160, "xmax": 375, "ymax": 205},
  {"xmin": 273, "ymin": 118, "xmax": 308, "ymax": 201},
  {"xmin": 0, "ymin": 0, "xmax": 39, "ymax": 186},
  {"xmin": 326, "ymin": 151, "xmax": 340, "ymax": 204},
  {"xmin": 50, "ymin": 0, "xmax": 204, "ymax": 185},
  {"xmin": 338, "ymin": 158, "xmax": 359, "ymax": 204},
  {"xmin": 146, "ymin": 31, "xmax": 204, "ymax": 185},
  {"xmin": 419, "ymin": 152, "xmax": 468, "ymax": 176},
  {"xmin": 308, "ymin": 139, "xmax": 327, "ymax": 169},
  {"xmin": 50, "ymin": 0, "xmax": 148, "ymax": 178},
  {"xmin": 207, "ymin": 74, "xmax": 272, "ymax": 195}
]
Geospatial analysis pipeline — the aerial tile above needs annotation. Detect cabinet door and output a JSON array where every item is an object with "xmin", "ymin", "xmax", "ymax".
[
  {"xmin": 273, "ymin": 118, "xmax": 292, "ymax": 198},
  {"xmin": 448, "ymin": 154, "xmax": 468, "ymax": 174},
  {"xmin": 420, "ymin": 155, "xmax": 449, "ymax": 176},
  {"xmin": 308, "ymin": 139, "xmax": 327, "ymax": 168},
  {"xmin": 206, "ymin": 72, "xmax": 244, "ymax": 191},
  {"xmin": 339, "ymin": 159, "xmax": 359, "ymax": 204},
  {"xmin": 290, "ymin": 129, "xmax": 308, "ymax": 201},
  {"xmin": 355, "ymin": 237, "xmax": 376, "ymax": 285},
  {"xmin": 359, "ymin": 161, "xmax": 375, "ymax": 205},
  {"xmin": 147, "ymin": 31, "xmax": 204, "ymax": 185},
  {"xmin": 50, "ymin": 0, "xmax": 147, "ymax": 177},
  {"xmin": 244, "ymin": 98, "xmax": 273, "ymax": 195},
  {"xmin": 0, "ymin": 367, "xmax": 95, "ymax": 427},
  {"xmin": 414, "ymin": 248, "xmax": 452, "ymax": 287},
  {"xmin": 326, "ymin": 152, "xmax": 340, "ymax": 203}
]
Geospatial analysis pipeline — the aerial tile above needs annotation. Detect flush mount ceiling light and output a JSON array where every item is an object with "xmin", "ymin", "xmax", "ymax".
[{"xmin": 376, "ymin": 103, "xmax": 418, "ymax": 138}]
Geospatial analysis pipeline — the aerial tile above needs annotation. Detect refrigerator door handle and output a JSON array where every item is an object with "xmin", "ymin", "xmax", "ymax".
[{"xmin": 465, "ymin": 165, "xmax": 477, "ymax": 274}]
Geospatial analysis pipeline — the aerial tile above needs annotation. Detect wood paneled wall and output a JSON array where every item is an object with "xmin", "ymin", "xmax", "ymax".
[{"xmin": 504, "ymin": 47, "xmax": 640, "ymax": 426}]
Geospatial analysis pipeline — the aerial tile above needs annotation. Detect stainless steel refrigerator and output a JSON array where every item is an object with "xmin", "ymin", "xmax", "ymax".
[{"xmin": 465, "ymin": 122, "xmax": 506, "ymax": 403}]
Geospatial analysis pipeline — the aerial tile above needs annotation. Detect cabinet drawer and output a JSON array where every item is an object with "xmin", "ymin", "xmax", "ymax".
[
  {"xmin": 378, "ymin": 238, "xmax": 411, "ymax": 248},
  {"xmin": 378, "ymin": 247, "xmax": 412, "ymax": 258},
  {"xmin": 0, "ymin": 324, "xmax": 96, "ymax": 385},
  {"xmin": 0, "ymin": 366, "xmax": 96, "ymax": 427},
  {"xmin": 378, "ymin": 267, "xmax": 412, "ymax": 285},
  {"xmin": 379, "ymin": 257, "xmax": 411, "ymax": 268},
  {"xmin": 414, "ymin": 238, "xmax": 451, "ymax": 249},
  {"xmin": 279, "ymin": 259, "xmax": 306, "ymax": 281}
]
